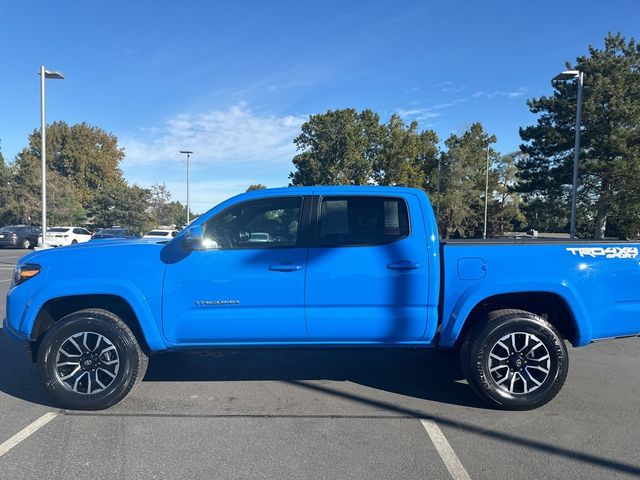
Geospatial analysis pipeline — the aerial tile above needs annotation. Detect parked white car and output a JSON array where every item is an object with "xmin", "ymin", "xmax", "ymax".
[
  {"xmin": 143, "ymin": 229, "xmax": 179, "ymax": 239},
  {"xmin": 38, "ymin": 227, "xmax": 92, "ymax": 247}
]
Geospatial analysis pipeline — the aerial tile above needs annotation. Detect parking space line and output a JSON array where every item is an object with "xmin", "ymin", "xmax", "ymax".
[
  {"xmin": 421, "ymin": 419, "xmax": 471, "ymax": 480},
  {"xmin": 0, "ymin": 412, "xmax": 58, "ymax": 458},
  {"xmin": 0, "ymin": 279, "xmax": 12, "ymax": 283}
]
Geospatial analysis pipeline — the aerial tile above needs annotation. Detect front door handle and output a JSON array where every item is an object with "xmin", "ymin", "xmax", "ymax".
[
  {"xmin": 387, "ymin": 261, "xmax": 420, "ymax": 271},
  {"xmin": 269, "ymin": 263, "xmax": 302, "ymax": 272}
]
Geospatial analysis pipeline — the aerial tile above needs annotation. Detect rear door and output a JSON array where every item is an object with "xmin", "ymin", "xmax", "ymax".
[
  {"xmin": 305, "ymin": 194, "xmax": 429, "ymax": 342},
  {"xmin": 73, "ymin": 228, "xmax": 92, "ymax": 243}
]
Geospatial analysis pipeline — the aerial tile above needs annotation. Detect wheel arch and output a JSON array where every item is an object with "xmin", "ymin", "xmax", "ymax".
[
  {"xmin": 456, "ymin": 292, "xmax": 579, "ymax": 346},
  {"xmin": 28, "ymin": 290, "xmax": 166, "ymax": 361},
  {"xmin": 440, "ymin": 281, "xmax": 591, "ymax": 348}
]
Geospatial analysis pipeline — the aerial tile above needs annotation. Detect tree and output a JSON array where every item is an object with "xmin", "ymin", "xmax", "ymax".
[
  {"xmin": 90, "ymin": 182, "xmax": 153, "ymax": 234},
  {"xmin": 373, "ymin": 115, "xmax": 439, "ymax": 189},
  {"xmin": 490, "ymin": 153, "xmax": 527, "ymax": 235},
  {"xmin": 519, "ymin": 33, "xmax": 640, "ymax": 239},
  {"xmin": 438, "ymin": 123, "xmax": 499, "ymax": 238},
  {"xmin": 289, "ymin": 109, "xmax": 384, "ymax": 185},
  {"xmin": 18, "ymin": 121, "xmax": 125, "ymax": 210},
  {"xmin": 46, "ymin": 172, "xmax": 86, "ymax": 225},
  {"xmin": 147, "ymin": 183, "xmax": 192, "ymax": 227},
  {"xmin": 0, "ymin": 142, "xmax": 16, "ymax": 225},
  {"xmin": 289, "ymin": 109, "xmax": 439, "ymax": 190},
  {"xmin": 246, "ymin": 184, "xmax": 267, "ymax": 192}
]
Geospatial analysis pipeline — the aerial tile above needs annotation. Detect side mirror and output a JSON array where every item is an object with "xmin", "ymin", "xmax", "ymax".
[{"xmin": 183, "ymin": 225, "xmax": 204, "ymax": 250}]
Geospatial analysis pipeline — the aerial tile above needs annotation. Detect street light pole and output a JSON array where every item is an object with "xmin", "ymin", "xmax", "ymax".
[
  {"xmin": 553, "ymin": 69, "xmax": 584, "ymax": 239},
  {"xmin": 483, "ymin": 141, "xmax": 490, "ymax": 239},
  {"xmin": 570, "ymin": 72, "xmax": 584, "ymax": 239},
  {"xmin": 39, "ymin": 66, "xmax": 64, "ymax": 247},
  {"xmin": 179, "ymin": 150, "xmax": 193, "ymax": 224}
]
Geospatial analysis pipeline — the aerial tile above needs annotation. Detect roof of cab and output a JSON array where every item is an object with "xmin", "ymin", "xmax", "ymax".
[{"xmin": 238, "ymin": 185, "xmax": 425, "ymax": 199}]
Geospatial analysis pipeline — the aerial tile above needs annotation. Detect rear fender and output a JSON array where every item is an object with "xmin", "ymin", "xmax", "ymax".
[{"xmin": 439, "ymin": 278, "xmax": 591, "ymax": 347}]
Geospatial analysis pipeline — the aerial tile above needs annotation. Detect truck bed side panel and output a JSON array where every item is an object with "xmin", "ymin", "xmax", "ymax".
[{"xmin": 439, "ymin": 243, "xmax": 640, "ymax": 347}]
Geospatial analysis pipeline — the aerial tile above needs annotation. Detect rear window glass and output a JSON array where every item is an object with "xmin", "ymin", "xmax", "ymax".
[
  {"xmin": 49, "ymin": 228, "xmax": 69, "ymax": 233},
  {"xmin": 147, "ymin": 231, "xmax": 169, "ymax": 236},
  {"xmin": 319, "ymin": 196, "xmax": 410, "ymax": 247}
]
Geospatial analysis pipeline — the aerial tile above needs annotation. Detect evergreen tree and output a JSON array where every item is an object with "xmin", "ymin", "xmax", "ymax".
[{"xmin": 519, "ymin": 33, "xmax": 640, "ymax": 238}]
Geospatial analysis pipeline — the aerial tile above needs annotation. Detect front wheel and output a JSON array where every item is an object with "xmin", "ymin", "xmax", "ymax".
[
  {"xmin": 460, "ymin": 309, "xmax": 568, "ymax": 410},
  {"xmin": 37, "ymin": 308, "xmax": 148, "ymax": 410},
  {"xmin": 22, "ymin": 238, "xmax": 31, "ymax": 249}
]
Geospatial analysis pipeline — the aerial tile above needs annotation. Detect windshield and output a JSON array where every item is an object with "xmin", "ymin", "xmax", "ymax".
[{"xmin": 146, "ymin": 231, "xmax": 169, "ymax": 236}]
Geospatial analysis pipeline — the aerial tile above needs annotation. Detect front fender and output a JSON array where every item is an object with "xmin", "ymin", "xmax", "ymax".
[
  {"xmin": 438, "ymin": 277, "xmax": 592, "ymax": 348},
  {"xmin": 20, "ymin": 278, "xmax": 168, "ymax": 352}
]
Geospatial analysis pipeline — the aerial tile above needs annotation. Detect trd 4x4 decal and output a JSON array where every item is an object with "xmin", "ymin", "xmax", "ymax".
[{"xmin": 566, "ymin": 246, "xmax": 639, "ymax": 259}]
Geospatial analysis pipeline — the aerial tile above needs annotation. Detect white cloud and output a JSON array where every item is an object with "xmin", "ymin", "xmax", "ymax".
[
  {"xmin": 119, "ymin": 103, "xmax": 306, "ymax": 208},
  {"xmin": 395, "ymin": 97, "xmax": 466, "ymax": 122},
  {"xmin": 121, "ymin": 103, "xmax": 305, "ymax": 168},
  {"xmin": 395, "ymin": 108, "xmax": 441, "ymax": 120},
  {"xmin": 473, "ymin": 86, "xmax": 528, "ymax": 99}
]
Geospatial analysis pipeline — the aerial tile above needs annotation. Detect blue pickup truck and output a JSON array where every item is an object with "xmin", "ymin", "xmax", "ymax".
[{"xmin": 4, "ymin": 186, "xmax": 640, "ymax": 410}]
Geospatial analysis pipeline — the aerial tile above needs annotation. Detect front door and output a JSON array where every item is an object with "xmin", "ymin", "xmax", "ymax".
[
  {"xmin": 163, "ymin": 196, "xmax": 309, "ymax": 345},
  {"xmin": 305, "ymin": 194, "xmax": 429, "ymax": 342}
]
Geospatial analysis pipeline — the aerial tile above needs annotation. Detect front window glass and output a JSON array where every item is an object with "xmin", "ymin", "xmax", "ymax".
[{"xmin": 203, "ymin": 197, "xmax": 302, "ymax": 249}]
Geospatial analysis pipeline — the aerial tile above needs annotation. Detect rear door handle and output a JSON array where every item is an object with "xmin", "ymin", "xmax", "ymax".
[
  {"xmin": 387, "ymin": 261, "xmax": 420, "ymax": 271},
  {"xmin": 269, "ymin": 263, "xmax": 302, "ymax": 272}
]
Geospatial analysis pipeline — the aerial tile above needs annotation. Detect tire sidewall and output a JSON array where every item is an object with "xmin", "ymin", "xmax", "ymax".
[
  {"xmin": 38, "ymin": 313, "xmax": 137, "ymax": 410},
  {"xmin": 470, "ymin": 316, "xmax": 568, "ymax": 410}
]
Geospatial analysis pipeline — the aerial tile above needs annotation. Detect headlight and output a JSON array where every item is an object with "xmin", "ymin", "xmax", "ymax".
[{"xmin": 13, "ymin": 264, "xmax": 41, "ymax": 287}]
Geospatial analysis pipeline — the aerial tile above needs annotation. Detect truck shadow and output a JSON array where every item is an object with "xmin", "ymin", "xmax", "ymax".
[
  {"xmin": 0, "ymin": 328, "xmax": 480, "ymax": 409},
  {"xmin": 142, "ymin": 347, "xmax": 483, "ymax": 408},
  {"xmin": 0, "ymin": 330, "xmax": 59, "ymax": 408}
]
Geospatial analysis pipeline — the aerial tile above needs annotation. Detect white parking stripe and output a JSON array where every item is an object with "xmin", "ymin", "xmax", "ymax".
[
  {"xmin": 421, "ymin": 419, "xmax": 471, "ymax": 480},
  {"xmin": 0, "ymin": 279, "xmax": 12, "ymax": 283},
  {"xmin": 0, "ymin": 412, "xmax": 58, "ymax": 457}
]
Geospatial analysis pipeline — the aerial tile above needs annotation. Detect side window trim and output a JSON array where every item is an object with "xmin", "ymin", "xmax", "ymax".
[{"xmin": 314, "ymin": 195, "xmax": 411, "ymax": 248}]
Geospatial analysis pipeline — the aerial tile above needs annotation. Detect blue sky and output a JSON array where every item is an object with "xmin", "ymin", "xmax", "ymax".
[{"xmin": 1, "ymin": 0, "xmax": 638, "ymax": 209}]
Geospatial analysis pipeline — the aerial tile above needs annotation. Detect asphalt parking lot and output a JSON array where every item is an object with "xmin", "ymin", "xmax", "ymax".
[{"xmin": 1, "ymin": 248, "xmax": 639, "ymax": 479}]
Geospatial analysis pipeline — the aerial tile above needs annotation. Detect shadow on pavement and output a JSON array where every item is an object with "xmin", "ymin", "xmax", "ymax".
[
  {"xmin": 142, "ymin": 347, "xmax": 483, "ymax": 408},
  {"xmin": 0, "ymin": 330, "xmax": 58, "ymax": 408}
]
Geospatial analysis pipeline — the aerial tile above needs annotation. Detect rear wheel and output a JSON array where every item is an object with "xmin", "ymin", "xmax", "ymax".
[
  {"xmin": 460, "ymin": 309, "xmax": 568, "ymax": 410},
  {"xmin": 37, "ymin": 308, "xmax": 147, "ymax": 410}
]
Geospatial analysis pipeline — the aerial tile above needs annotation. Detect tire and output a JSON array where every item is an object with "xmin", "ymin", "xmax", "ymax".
[
  {"xmin": 22, "ymin": 238, "xmax": 31, "ymax": 249},
  {"xmin": 37, "ymin": 308, "xmax": 148, "ymax": 410},
  {"xmin": 460, "ymin": 309, "xmax": 568, "ymax": 410},
  {"xmin": 71, "ymin": 239, "xmax": 78, "ymax": 245}
]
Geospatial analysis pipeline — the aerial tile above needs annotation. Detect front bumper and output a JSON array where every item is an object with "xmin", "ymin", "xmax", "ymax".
[{"xmin": 2, "ymin": 315, "xmax": 27, "ymax": 342}]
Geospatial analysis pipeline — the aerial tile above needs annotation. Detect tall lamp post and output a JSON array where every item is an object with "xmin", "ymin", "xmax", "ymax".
[
  {"xmin": 179, "ymin": 150, "xmax": 193, "ymax": 224},
  {"xmin": 39, "ymin": 66, "xmax": 65, "ymax": 247},
  {"xmin": 483, "ymin": 141, "xmax": 490, "ymax": 239},
  {"xmin": 553, "ymin": 69, "xmax": 584, "ymax": 239}
]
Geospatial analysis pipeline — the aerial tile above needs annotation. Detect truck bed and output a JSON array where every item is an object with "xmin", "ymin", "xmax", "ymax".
[{"xmin": 438, "ymin": 240, "xmax": 640, "ymax": 347}]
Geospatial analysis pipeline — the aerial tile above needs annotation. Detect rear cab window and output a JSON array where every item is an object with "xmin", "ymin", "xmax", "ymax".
[{"xmin": 318, "ymin": 196, "xmax": 410, "ymax": 247}]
